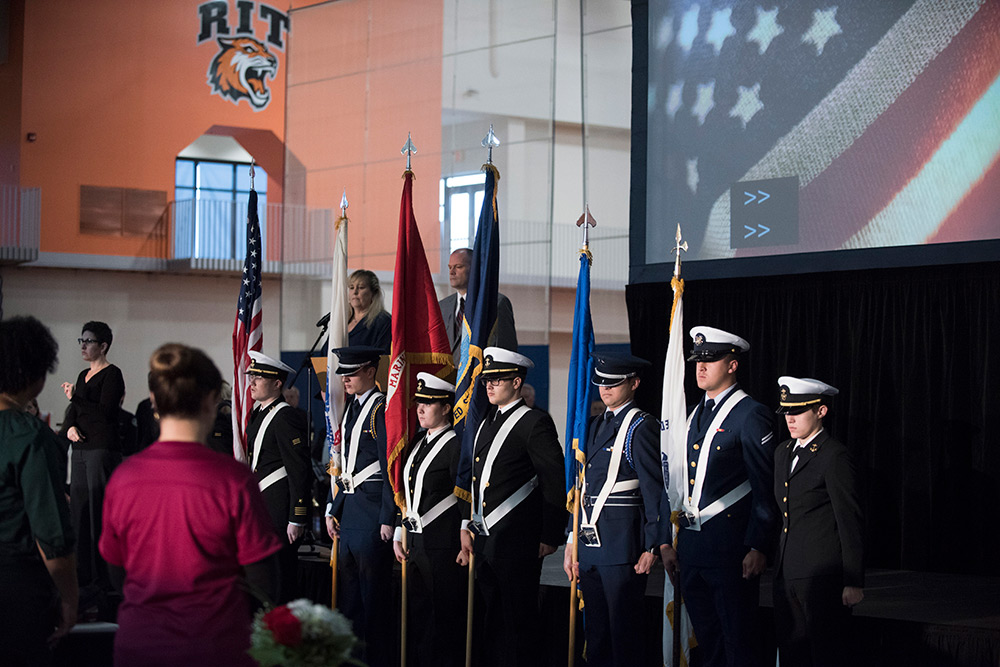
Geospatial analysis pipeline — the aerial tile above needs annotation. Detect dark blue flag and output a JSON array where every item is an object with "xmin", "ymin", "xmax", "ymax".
[
  {"xmin": 453, "ymin": 164, "xmax": 501, "ymax": 501},
  {"xmin": 565, "ymin": 249, "xmax": 595, "ymax": 511}
]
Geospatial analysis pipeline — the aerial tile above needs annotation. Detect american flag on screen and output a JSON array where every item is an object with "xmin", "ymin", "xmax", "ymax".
[
  {"xmin": 647, "ymin": 0, "xmax": 1000, "ymax": 261},
  {"xmin": 232, "ymin": 188, "xmax": 263, "ymax": 463}
]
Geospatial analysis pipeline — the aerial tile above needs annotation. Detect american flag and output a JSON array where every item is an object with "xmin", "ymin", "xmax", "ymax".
[
  {"xmin": 232, "ymin": 188, "xmax": 263, "ymax": 463},
  {"xmin": 647, "ymin": 0, "xmax": 1000, "ymax": 262}
]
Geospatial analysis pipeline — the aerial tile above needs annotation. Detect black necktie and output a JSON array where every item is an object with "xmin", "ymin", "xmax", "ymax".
[
  {"xmin": 455, "ymin": 296, "xmax": 465, "ymax": 340},
  {"xmin": 790, "ymin": 445, "xmax": 805, "ymax": 474},
  {"xmin": 698, "ymin": 398, "xmax": 715, "ymax": 432},
  {"xmin": 597, "ymin": 411, "xmax": 614, "ymax": 439},
  {"xmin": 347, "ymin": 398, "xmax": 361, "ymax": 432}
]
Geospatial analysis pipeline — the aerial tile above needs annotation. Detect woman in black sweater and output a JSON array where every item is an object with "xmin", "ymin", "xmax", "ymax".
[{"xmin": 61, "ymin": 321, "xmax": 125, "ymax": 593}]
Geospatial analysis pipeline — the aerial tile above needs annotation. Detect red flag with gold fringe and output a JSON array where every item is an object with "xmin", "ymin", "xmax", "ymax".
[{"xmin": 385, "ymin": 170, "xmax": 454, "ymax": 510}]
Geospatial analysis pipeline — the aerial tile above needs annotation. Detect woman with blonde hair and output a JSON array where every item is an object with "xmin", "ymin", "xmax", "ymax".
[
  {"xmin": 347, "ymin": 269, "xmax": 391, "ymax": 352},
  {"xmin": 100, "ymin": 343, "xmax": 282, "ymax": 666}
]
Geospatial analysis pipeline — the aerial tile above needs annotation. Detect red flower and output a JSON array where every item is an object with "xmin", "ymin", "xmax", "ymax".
[{"xmin": 263, "ymin": 606, "xmax": 302, "ymax": 647}]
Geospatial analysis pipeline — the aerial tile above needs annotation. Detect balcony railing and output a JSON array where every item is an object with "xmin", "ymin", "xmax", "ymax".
[
  {"xmin": 168, "ymin": 198, "xmax": 628, "ymax": 286},
  {"xmin": 0, "ymin": 185, "xmax": 41, "ymax": 264}
]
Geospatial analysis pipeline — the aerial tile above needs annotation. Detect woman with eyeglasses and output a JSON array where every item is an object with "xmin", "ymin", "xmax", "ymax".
[{"xmin": 60, "ymin": 321, "xmax": 125, "ymax": 596}]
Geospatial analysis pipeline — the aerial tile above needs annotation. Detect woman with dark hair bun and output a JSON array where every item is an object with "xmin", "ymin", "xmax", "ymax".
[
  {"xmin": 100, "ymin": 343, "xmax": 283, "ymax": 667},
  {"xmin": 0, "ymin": 316, "xmax": 78, "ymax": 665},
  {"xmin": 61, "ymin": 320, "xmax": 125, "ymax": 593}
]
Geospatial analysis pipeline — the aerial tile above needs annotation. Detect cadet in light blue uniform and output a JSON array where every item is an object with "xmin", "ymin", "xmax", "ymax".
[
  {"xmin": 661, "ymin": 327, "xmax": 779, "ymax": 667},
  {"xmin": 563, "ymin": 353, "xmax": 668, "ymax": 667}
]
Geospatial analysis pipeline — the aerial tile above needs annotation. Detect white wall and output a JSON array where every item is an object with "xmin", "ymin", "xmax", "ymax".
[{"xmin": 2, "ymin": 266, "xmax": 282, "ymax": 424}]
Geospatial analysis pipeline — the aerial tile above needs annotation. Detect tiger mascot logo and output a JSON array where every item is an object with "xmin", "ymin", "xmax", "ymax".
[{"xmin": 206, "ymin": 36, "xmax": 278, "ymax": 110}]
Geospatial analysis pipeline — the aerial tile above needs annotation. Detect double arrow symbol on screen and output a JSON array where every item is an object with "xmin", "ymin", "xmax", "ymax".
[
  {"xmin": 744, "ymin": 224, "xmax": 770, "ymax": 239},
  {"xmin": 743, "ymin": 190, "xmax": 770, "ymax": 205}
]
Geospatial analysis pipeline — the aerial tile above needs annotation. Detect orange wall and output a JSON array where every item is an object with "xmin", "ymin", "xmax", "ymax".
[
  {"xmin": 0, "ymin": 0, "xmax": 25, "ymax": 187},
  {"xmin": 285, "ymin": 0, "xmax": 444, "ymax": 273},
  {"xmin": 19, "ymin": 0, "xmax": 287, "ymax": 256}
]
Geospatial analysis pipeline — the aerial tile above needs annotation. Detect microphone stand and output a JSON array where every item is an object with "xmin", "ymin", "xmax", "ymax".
[{"xmin": 288, "ymin": 321, "xmax": 330, "ymax": 469}]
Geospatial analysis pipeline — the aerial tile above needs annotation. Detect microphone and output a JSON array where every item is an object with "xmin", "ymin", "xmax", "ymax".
[{"xmin": 316, "ymin": 312, "xmax": 331, "ymax": 328}]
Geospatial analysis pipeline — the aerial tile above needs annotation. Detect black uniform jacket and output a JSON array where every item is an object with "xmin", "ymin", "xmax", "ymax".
[
  {"xmin": 330, "ymin": 392, "xmax": 396, "ymax": 530},
  {"xmin": 471, "ymin": 399, "xmax": 566, "ymax": 560},
  {"xmin": 774, "ymin": 430, "xmax": 864, "ymax": 586},
  {"xmin": 246, "ymin": 399, "xmax": 311, "ymax": 529},
  {"xmin": 578, "ymin": 405, "xmax": 668, "ymax": 566},
  {"xmin": 398, "ymin": 427, "xmax": 467, "ymax": 552},
  {"xmin": 678, "ymin": 387, "xmax": 780, "ymax": 567}
]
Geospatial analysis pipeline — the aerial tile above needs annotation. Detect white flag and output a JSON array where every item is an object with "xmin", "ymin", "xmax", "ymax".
[
  {"xmin": 325, "ymin": 211, "xmax": 350, "ymax": 478},
  {"xmin": 661, "ymin": 276, "xmax": 694, "ymax": 666}
]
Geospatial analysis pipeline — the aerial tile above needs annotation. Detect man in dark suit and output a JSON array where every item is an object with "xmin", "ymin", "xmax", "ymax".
[
  {"xmin": 439, "ymin": 248, "xmax": 518, "ymax": 371},
  {"xmin": 245, "ymin": 351, "xmax": 311, "ymax": 603},
  {"xmin": 661, "ymin": 326, "xmax": 779, "ymax": 667},
  {"xmin": 392, "ymin": 373, "xmax": 467, "ymax": 667},
  {"xmin": 563, "ymin": 353, "xmax": 668, "ymax": 667},
  {"xmin": 457, "ymin": 347, "xmax": 564, "ymax": 667},
  {"xmin": 324, "ymin": 345, "xmax": 395, "ymax": 667},
  {"xmin": 773, "ymin": 376, "xmax": 864, "ymax": 667}
]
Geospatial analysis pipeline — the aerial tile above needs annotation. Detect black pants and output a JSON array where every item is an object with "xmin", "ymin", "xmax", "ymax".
[
  {"xmin": 774, "ymin": 573, "xmax": 852, "ymax": 667},
  {"xmin": 0, "ymin": 559, "xmax": 57, "ymax": 666},
  {"xmin": 474, "ymin": 554, "xmax": 543, "ymax": 667},
  {"xmin": 405, "ymin": 539, "xmax": 465, "ymax": 667},
  {"xmin": 338, "ymin": 528, "xmax": 395, "ymax": 667},
  {"xmin": 578, "ymin": 562, "xmax": 647, "ymax": 667},
  {"xmin": 70, "ymin": 447, "xmax": 121, "ymax": 590},
  {"xmin": 680, "ymin": 563, "xmax": 761, "ymax": 667}
]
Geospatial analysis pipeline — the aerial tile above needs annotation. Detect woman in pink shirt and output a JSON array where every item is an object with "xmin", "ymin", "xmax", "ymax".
[{"xmin": 100, "ymin": 344, "xmax": 283, "ymax": 666}]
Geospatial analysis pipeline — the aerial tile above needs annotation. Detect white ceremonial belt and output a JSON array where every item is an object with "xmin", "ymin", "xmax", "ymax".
[
  {"xmin": 583, "ymin": 480, "xmax": 642, "ymax": 508},
  {"xmin": 342, "ymin": 461, "xmax": 380, "ymax": 494},
  {"xmin": 259, "ymin": 466, "xmax": 288, "ymax": 493},
  {"xmin": 681, "ymin": 480, "xmax": 751, "ymax": 531},
  {"xmin": 610, "ymin": 479, "xmax": 640, "ymax": 493},
  {"xmin": 473, "ymin": 475, "xmax": 539, "ymax": 536},
  {"xmin": 405, "ymin": 494, "xmax": 458, "ymax": 533}
]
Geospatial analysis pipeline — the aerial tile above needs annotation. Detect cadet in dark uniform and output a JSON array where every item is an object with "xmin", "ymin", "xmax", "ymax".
[
  {"xmin": 661, "ymin": 327, "xmax": 779, "ymax": 667},
  {"xmin": 392, "ymin": 373, "xmax": 466, "ymax": 667},
  {"xmin": 324, "ymin": 345, "xmax": 395, "ymax": 667},
  {"xmin": 563, "ymin": 353, "xmax": 668, "ymax": 667},
  {"xmin": 773, "ymin": 377, "xmax": 864, "ymax": 667},
  {"xmin": 457, "ymin": 347, "xmax": 565, "ymax": 667},
  {"xmin": 245, "ymin": 352, "xmax": 311, "ymax": 603}
]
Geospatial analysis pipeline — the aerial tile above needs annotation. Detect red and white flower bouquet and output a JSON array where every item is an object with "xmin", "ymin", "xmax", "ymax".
[{"xmin": 249, "ymin": 598, "xmax": 360, "ymax": 667}]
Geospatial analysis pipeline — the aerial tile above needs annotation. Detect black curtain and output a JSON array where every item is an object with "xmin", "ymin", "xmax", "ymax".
[{"xmin": 626, "ymin": 261, "xmax": 1000, "ymax": 575}]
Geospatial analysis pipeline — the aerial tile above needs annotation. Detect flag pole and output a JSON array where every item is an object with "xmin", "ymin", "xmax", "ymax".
[
  {"xmin": 462, "ymin": 125, "xmax": 501, "ymax": 667},
  {"xmin": 569, "ymin": 458, "xmax": 581, "ymax": 667},
  {"xmin": 670, "ymin": 223, "xmax": 687, "ymax": 667},
  {"xmin": 397, "ymin": 133, "xmax": 418, "ymax": 667},
  {"xmin": 567, "ymin": 206, "xmax": 596, "ymax": 666},
  {"xmin": 329, "ymin": 189, "xmax": 350, "ymax": 611}
]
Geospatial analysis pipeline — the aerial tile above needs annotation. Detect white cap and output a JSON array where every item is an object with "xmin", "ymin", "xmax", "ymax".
[
  {"xmin": 481, "ymin": 347, "xmax": 534, "ymax": 377},
  {"xmin": 247, "ymin": 351, "xmax": 294, "ymax": 378},
  {"xmin": 414, "ymin": 372, "xmax": 456, "ymax": 401},
  {"xmin": 688, "ymin": 326, "xmax": 750, "ymax": 361},
  {"xmin": 776, "ymin": 376, "xmax": 839, "ymax": 414}
]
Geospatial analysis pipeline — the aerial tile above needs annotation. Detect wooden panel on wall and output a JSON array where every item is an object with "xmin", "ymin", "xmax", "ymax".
[
  {"xmin": 123, "ymin": 188, "xmax": 167, "ymax": 236},
  {"xmin": 80, "ymin": 185, "xmax": 166, "ymax": 236},
  {"xmin": 79, "ymin": 185, "xmax": 123, "ymax": 234}
]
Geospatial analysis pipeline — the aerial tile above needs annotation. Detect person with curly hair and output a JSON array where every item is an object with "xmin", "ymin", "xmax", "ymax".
[{"xmin": 0, "ymin": 316, "xmax": 78, "ymax": 666}]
